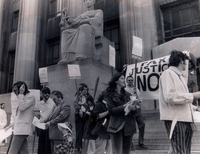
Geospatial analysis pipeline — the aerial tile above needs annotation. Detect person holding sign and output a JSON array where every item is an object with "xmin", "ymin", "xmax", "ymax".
[
  {"xmin": 125, "ymin": 75, "xmax": 148, "ymax": 150},
  {"xmin": 159, "ymin": 50, "xmax": 200, "ymax": 154},
  {"xmin": 7, "ymin": 81, "xmax": 36, "ymax": 154},
  {"xmin": 35, "ymin": 87, "xmax": 55, "ymax": 154},
  {"xmin": 73, "ymin": 83, "xmax": 95, "ymax": 154},
  {"xmin": 105, "ymin": 72, "xmax": 137, "ymax": 154}
]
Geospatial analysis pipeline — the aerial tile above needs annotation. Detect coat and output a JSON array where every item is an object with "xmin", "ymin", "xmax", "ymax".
[
  {"xmin": 159, "ymin": 66, "xmax": 197, "ymax": 122},
  {"xmin": 106, "ymin": 91, "xmax": 136, "ymax": 136},
  {"xmin": 48, "ymin": 100, "xmax": 70, "ymax": 140},
  {"xmin": 14, "ymin": 93, "xmax": 35, "ymax": 135}
]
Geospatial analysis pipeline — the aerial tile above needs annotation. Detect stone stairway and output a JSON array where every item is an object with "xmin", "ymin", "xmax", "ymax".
[
  {"xmin": 1, "ymin": 110, "xmax": 200, "ymax": 154},
  {"xmin": 0, "ymin": 135, "xmax": 38, "ymax": 154},
  {"xmin": 132, "ymin": 110, "xmax": 200, "ymax": 153}
]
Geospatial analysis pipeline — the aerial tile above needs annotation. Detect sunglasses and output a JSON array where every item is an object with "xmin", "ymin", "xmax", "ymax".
[
  {"xmin": 128, "ymin": 80, "xmax": 133, "ymax": 81},
  {"xmin": 42, "ymin": 91, "xmax": 49, "ymax": 94}
]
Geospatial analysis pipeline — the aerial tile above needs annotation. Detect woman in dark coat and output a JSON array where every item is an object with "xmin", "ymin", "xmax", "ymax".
[{"xmin": 105, "ymin": 72, "xmax": 138, "ymax": 154}]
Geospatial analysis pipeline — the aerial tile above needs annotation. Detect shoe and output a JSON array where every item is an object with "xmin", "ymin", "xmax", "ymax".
[
  {"xmin": 131, "ymin": 145, "xmax": 135, "ymax": 151},
  {"xmin": 75, "ymin": 148, "xmax": 82, "ymax": 154},
  {"xmin": 131, "ymin": 142, "xmax": 135, "ymax": 151},
  {"xmin": 138, "ymin": 144, "xmax": 148, "ymax": 150}
]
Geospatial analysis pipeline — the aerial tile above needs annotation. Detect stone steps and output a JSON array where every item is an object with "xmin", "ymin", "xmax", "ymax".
[
  {"xmin": 0, "ymin": 135, "xmax": 38, "ymax": 154},
  {"xmin": 130, "ymin": 150, "xmax": 200, "ymax": 154},
  {"xmin": 1, "ymin": 110, "xmax": 200, "ymax": 154},
  {"xmin": 132, "ymin": 110, "xmax": 200, "ymax": 152}
]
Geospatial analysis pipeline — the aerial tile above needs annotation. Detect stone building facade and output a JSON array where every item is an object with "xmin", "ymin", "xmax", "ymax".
[{"xmin": 0, "ymin": 0, "xmax": 200, "ymax": 96}]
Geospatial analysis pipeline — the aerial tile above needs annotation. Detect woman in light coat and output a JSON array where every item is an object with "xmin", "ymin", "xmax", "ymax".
[{"xmin": 7, "ymin": 81, "xmax": 35, "ymax": 154}]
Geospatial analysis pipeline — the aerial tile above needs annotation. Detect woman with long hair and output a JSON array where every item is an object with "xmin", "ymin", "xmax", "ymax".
[
  {"xmin": 7, "ymin": 81, "xmax": 35, "ymax": 154},
  {"xmin": 105, "ymin": 72, "xmax": 138, "ymax": 154}
]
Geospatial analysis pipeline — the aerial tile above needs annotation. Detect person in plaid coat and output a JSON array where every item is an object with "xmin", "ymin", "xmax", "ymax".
[{"xmin": 56, "ymin": 122, "xmax": 74, "ymax": 154}]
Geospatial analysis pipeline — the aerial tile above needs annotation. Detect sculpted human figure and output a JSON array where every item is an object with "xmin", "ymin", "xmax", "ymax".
[{"xmin": 59, "ymin": 0, "xmax": 103, "ymax": 63}]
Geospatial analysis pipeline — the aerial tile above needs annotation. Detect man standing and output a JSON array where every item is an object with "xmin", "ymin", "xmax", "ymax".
[
  {"xmin": 45, "ymin": 90, "xmax": 70, "ymax": 154},
  {"xmin": 74, "ymin": 83, "xmax": 95, "ymax": 154},
  {"xmin": 125, "ymin": 75, "xmax": 148, "ymax": 150},
  {"xmin": 159, "ymin": 50, "xmax": 200, "ymax": 154},
  {"xmin": 35, "ymin": 87, "xmax": 55, "ymax": 154}
]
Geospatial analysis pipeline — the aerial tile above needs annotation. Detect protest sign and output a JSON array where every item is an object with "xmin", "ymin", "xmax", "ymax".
[
  {"xmin": 132, "ymin": 36, "xmax": 143, "ymax": 59},
  {"xmin": 0, "ymin": 128, "xmax": 12, "ymax": 144},
  {"xmin": 109, "ymin": 45, "xmax": 116, "ymax": 68},
  {"xmin": 39, "ymin": 67, "xmax": 48, "ymax": 84},
  {"xmin": 68, "ymin": 64, "xmax": 81, "ymax": 79},
  {"xmin": 126, "ymin": 51, "xmax": 189, "ymax": 100}
]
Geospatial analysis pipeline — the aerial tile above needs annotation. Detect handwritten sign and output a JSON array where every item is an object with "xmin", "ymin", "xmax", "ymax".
[
  {"xmin": 39, "ymin": 67, "xmax": 48, "ymax": 84},
  {"xmin": 132, "ymin": 36, "xmax": 143, "ymax": 59},
  {"xmin": 109, "ymin": 45, "xmax": 116, "ymax": 68},
  {"xmin": 68, "ymin": 64, "xmax": 81, "ymax": 79},
  {"xmin": 126, "ymin": 51, "xmax": 189, "ymax": 100}
]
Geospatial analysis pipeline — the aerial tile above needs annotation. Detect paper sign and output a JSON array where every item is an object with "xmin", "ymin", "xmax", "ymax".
[
  {"xmin": 132, "ymin": 36, "xmax": 143, "ymax": 58},
  {"xmin": 109, "ymin": 45, "xmax": 116, "ymax": 68},
  {"xmin": 39, "ymin": 67, "xmax": 48, "ymax": 84},
  {"xmin": 32, "ymin": 117, "xmax": 46, "ymax": 130},
  {"xmin": 193, "ymin": 111, "xmax": 200, "ymax": 123},
  {"xmin": 0, "ymin": 128, "xmax": 12, "ymax": 143},
  {"xmin": 68, "ymin": 64, "xmax": 81, "ymax": 79},
  {"xmin": 29, "ymin": 89, "xmax": 40, "ymax": 102},
  {"xmin": 169, "ymin": 115, "xmax": 178, "ymax": 139}
]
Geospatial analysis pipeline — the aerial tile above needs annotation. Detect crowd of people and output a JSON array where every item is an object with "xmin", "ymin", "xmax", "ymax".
[{"xmin": 0, "ymin": 50, "xmax": 200, "ymax": 154}]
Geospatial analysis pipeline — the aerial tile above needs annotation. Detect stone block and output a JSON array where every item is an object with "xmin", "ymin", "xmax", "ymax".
[
  {"xmin": 46, "ymin": 58, "xmax": 115, "ymax": 137},
  {"xmin": 152, "ymin": 37, "xmax": 200, "ymax": 58}
]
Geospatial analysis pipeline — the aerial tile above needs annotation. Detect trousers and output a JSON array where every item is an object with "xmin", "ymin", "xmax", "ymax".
[
  {"xmin": 164, "ymin": 121, "xmax": 193, "ymax": 154},
  {"xmin": 7, "ymin": 135, "xmax": 29, "ymax": 154},
  {"xmin": 110, "ymin": 128, "xmax": 132, "ymax": 154}
]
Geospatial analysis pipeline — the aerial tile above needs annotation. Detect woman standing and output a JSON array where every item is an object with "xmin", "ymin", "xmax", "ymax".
[
  {"xmin": 105, "ymin": 72, "xmax": 138, "ymax": 154},
  {"xmin": 7, "ymin": 81, "xmax": 35, "ymax": 154}
]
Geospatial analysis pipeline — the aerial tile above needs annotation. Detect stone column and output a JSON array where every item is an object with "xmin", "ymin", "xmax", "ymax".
[
  {"xmin": 119, "ymin": 0, "xmax": 158, "ymax": 65},
  {"xmin": 0, "ymin": 0, "xmax": 5, "ymax": 64},
  {"xmin": 13, "ymin": 0, "xmax": 42, "ymax": 88},
  {"xmin": 0, "ymin": 0, "xmax": 8, "ymax": 93}
]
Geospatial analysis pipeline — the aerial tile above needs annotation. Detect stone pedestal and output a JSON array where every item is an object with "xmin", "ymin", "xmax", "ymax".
[
  {"xmin": 46, "ymin": 58, "xmax": 115, "ymax": 136},
  {"xmin": 152, "ymin": 37, "xmax": 200, "ymax": 58}
]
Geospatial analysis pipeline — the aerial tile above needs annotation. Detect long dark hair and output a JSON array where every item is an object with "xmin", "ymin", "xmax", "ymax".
[
  {"xmin": 105, "ymin": 72, "xmax": 125, "ymax": 96},
  {"xmin": 75, "ymin": 83, "xmax": 89, "ymax": 96},
  {"xmin": 13, "ymin": 81, "xmax": 30, "ymax": 95}
]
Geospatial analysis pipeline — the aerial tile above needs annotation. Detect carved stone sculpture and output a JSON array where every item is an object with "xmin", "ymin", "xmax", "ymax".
[{"xmin": 59, "ymin": 0, "xmax": 103, "ymax": 63}]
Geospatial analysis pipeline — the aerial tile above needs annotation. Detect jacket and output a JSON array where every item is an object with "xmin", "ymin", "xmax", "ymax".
[
  {"xmin": 106, "ymin": 91, "xmax": 136, "ymax": 136},
  {"xmin": 48, "ymin": 100, "xmax": 70, "ymax": 140},
  {"xmin": 159, "ymin": 66, "xmax": 197, "ymax": 122},
  {"xmin": 14, "ymin": 93, "xmax": 35, "ymax": 135}
]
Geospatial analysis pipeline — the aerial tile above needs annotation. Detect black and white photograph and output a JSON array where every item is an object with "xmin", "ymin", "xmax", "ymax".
[{"xmin": 0, "ymin": 0, "xmax": 200, "ymax": 154}]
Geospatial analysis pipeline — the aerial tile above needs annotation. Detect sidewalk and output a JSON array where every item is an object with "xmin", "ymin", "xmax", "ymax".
[
  {"xmin": 1, "ymin": 135, "xmax": 200, "ymax": 154},
  {"xmin": 131, "ymin": 150, "xmax": 200, "ymax": 154}
]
